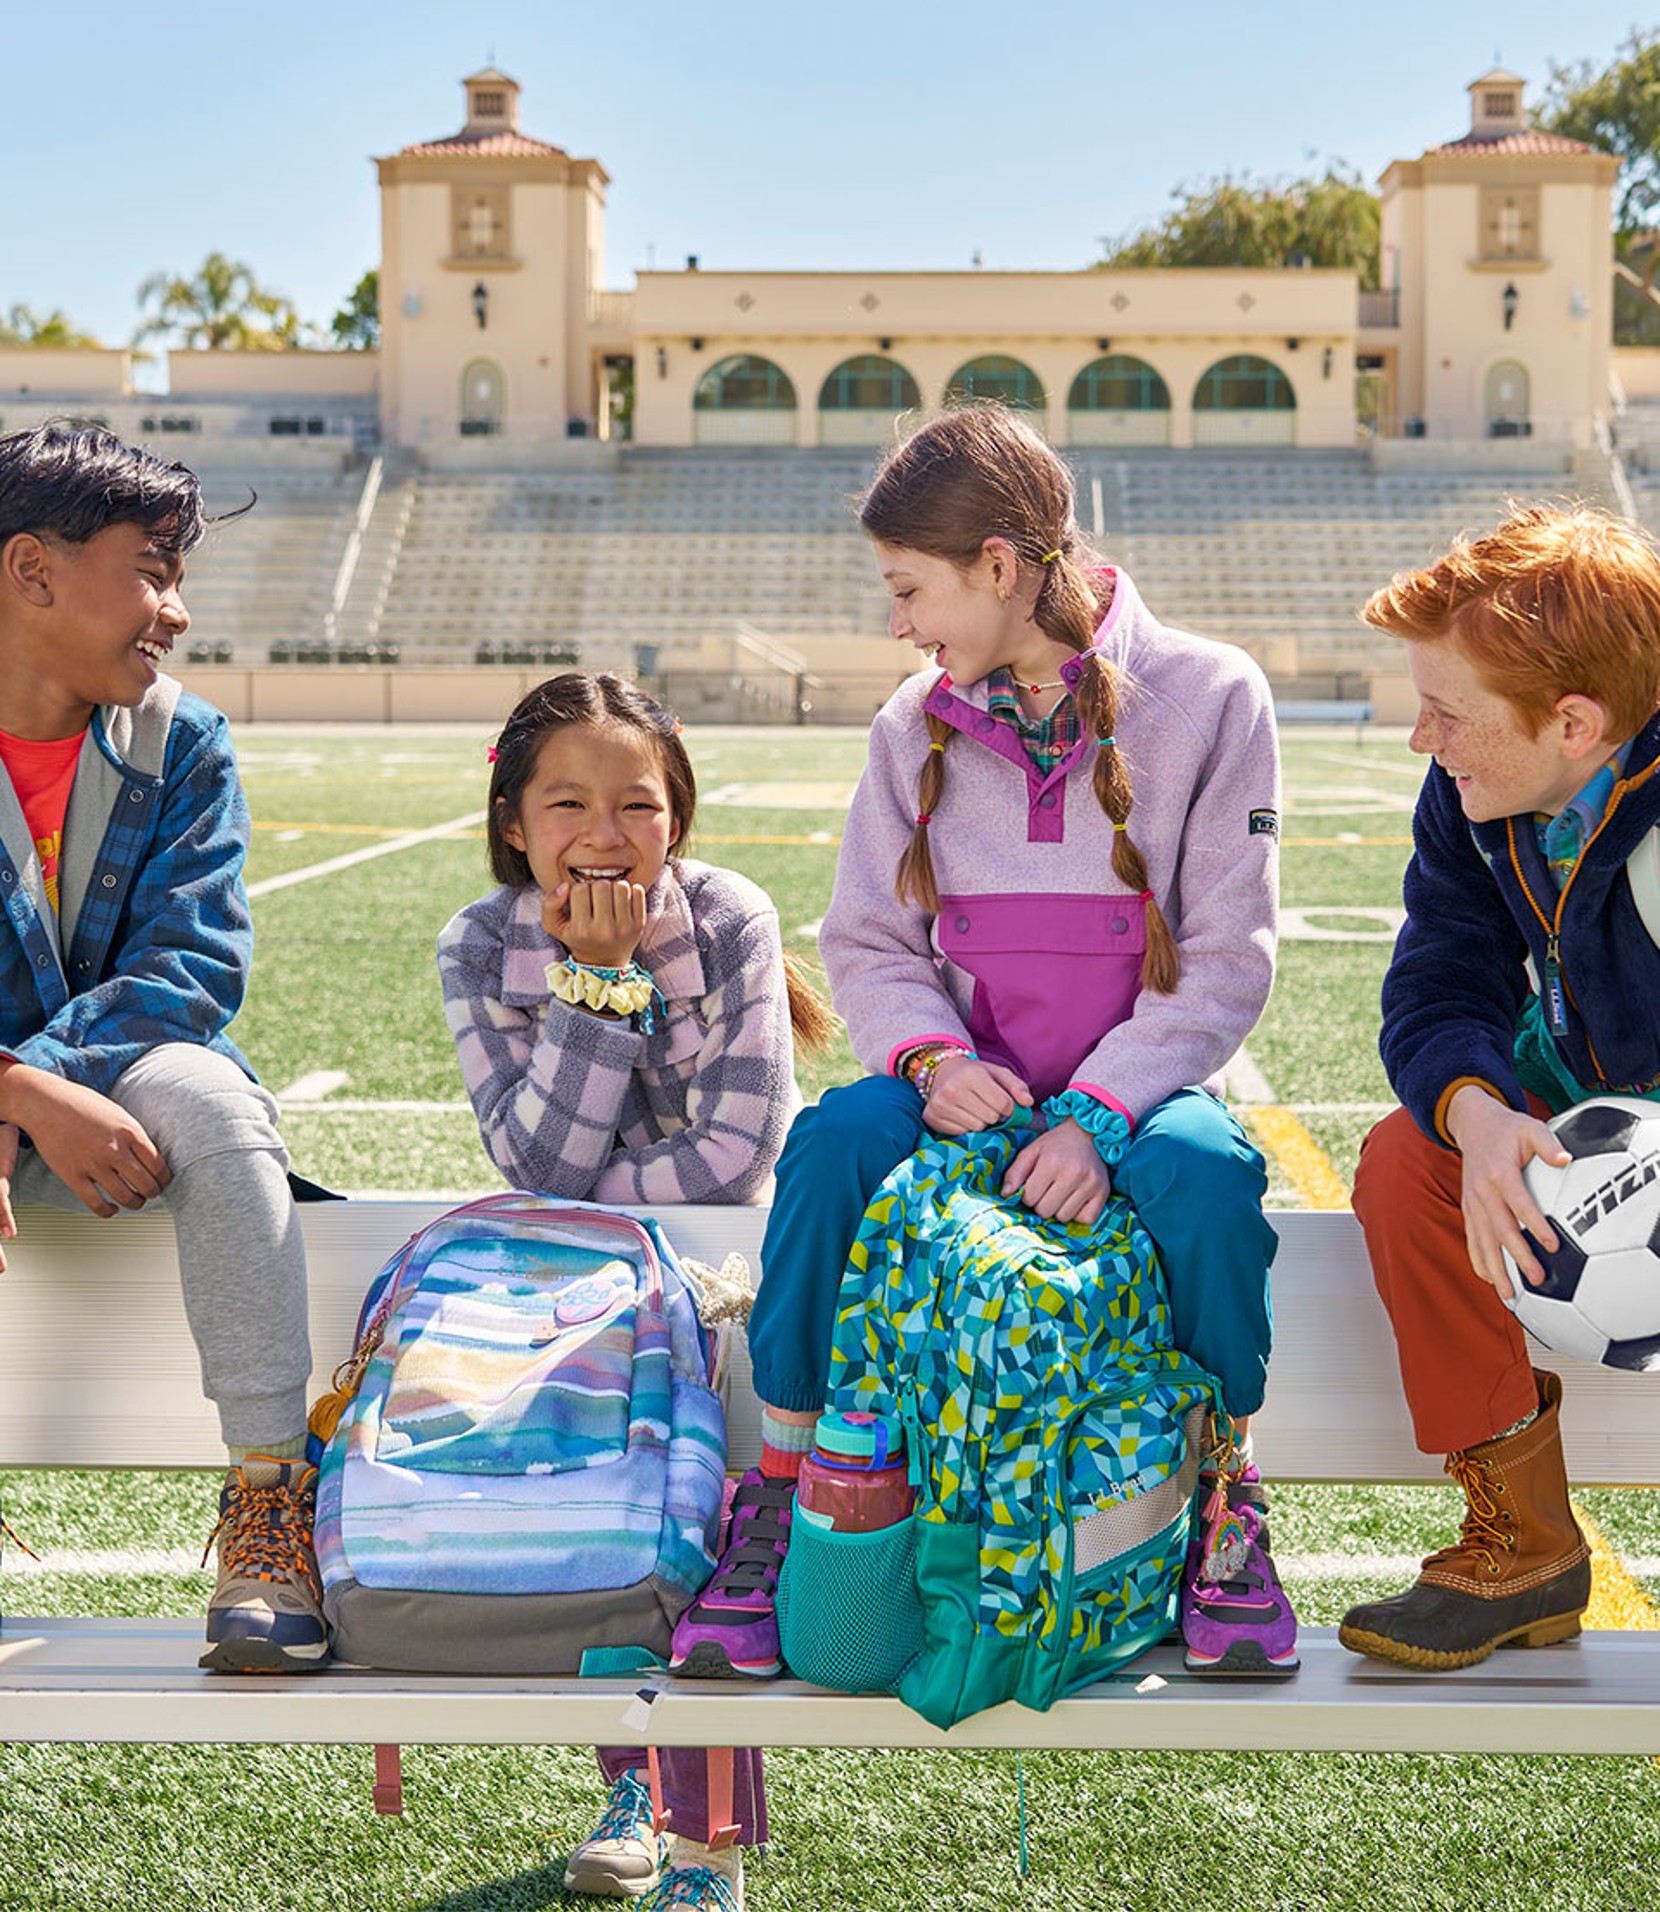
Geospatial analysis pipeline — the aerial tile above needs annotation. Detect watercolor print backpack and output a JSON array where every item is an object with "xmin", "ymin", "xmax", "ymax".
[
  {"xmin": 311, "ymin": 1192, "xmax": 727, "ymax": 1673},
  {"xmin": 779, "ymin": 1128, "xmax": 1217, "ymax": 1729}
]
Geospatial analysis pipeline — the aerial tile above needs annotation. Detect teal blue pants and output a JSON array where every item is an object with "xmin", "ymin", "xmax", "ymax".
[{"xmin": 748, "ymin": 1077, "xmax": 1277, "ymax": 1420}]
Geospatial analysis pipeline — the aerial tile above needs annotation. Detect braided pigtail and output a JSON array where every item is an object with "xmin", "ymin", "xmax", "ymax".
[
  {"xmin": 1074, "ymin": 652, "xmax": 1180, "ymax": 994},
  {"xmin": 894, "ymin": 710, "xmax": 952, "ymax": 910}
]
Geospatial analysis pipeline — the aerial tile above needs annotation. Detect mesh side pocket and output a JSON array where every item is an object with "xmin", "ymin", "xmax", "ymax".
[{"xmin": 777, "ymin": 1516, "xmax": 922, "ymax": 1693}]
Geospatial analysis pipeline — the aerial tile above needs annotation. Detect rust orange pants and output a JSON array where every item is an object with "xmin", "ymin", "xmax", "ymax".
[{"xmin": 1352, "ymin": 1104, "xmax": 1541, "ymax": 1455}]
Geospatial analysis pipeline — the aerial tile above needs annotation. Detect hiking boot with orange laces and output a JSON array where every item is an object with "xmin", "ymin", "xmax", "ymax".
[
  {"xmin": 199, "ymin": 1457, "xmax": 331, "ymax": 1674},
  {"xmin": 1339, "ymin": 1369, "xmax": 1591, "ymax": 1670}
]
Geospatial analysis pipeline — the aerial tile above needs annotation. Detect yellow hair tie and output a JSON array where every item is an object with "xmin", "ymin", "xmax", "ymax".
[
  {"xmin": 1112, "ymin": 820, "xmax": 1130, "ymax": 833},
  {"xmin": 1040, "ymin": 550, "xmax": 1062, "ymax": 564},
  {"xmin": 546, "ymin": 958, "xmax": 658, "ymax": 1022},
  {"xmin": 929, "ymin": 740, "xmax": 945, "ymax": 752}
]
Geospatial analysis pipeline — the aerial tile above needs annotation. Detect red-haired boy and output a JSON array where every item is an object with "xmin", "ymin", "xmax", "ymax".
[{"xmin": 1345, "ymin": 503, "xmax": 1660, "ymax": 1669}]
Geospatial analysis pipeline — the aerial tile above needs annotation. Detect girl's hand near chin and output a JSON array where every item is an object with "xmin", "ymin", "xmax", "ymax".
[{"xmin": 545, "ymin": 877, "xmax": 649, "ymax": 968}]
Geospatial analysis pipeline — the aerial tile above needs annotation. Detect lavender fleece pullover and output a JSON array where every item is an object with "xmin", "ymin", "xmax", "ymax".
[{"xmin": 819, "ymin": 569, "xmax": 1280, "ymax": 1126}]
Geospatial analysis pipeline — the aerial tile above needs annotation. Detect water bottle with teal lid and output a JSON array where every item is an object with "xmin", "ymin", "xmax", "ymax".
[{"xmin": 795, "ymin": 1410, "xmax": 915, "ymax": 1533}]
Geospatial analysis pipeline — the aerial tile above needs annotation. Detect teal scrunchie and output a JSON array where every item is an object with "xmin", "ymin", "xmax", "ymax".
[{"xmin": 1041, "ymin": 1088, "xmax": 1131, "ymax": 1167}]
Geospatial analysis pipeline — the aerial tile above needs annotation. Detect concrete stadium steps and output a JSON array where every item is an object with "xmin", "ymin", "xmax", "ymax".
[
  {"xmin": 1074, "ymin": 450, "xmax": 1575, "ymax": 673},
  {"xmin": 183, "ymin": 467, "xmax": 359, "ymax": 657},
  {"xmin": 198, "ymin": 447, "xmax": 1592, "ymax": 684}
]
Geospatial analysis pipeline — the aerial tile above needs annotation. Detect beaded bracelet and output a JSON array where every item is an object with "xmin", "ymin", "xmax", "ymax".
[
  {"xmin": 905, "ymin": 1043, "xmax": 975, "ymax": 1101},
  {"xmin": 546, "ymin": 957, "xmax": 661, "ymax": 1032}
]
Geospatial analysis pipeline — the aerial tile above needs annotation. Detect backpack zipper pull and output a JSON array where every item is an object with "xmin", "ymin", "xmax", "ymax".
[
  {"xmin": 899, "ymin": 1393, "xmax": 926, "ymax": 1490},
  {"xmin": 1543, "ymin": 933, "xmax": 1568, "ymax": 1035}
]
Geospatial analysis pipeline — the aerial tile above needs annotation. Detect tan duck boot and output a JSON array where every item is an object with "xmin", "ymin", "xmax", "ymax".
[{"xmin": 1339, "ymin": 1370, "xmax": 1591, "ymax": 1670}]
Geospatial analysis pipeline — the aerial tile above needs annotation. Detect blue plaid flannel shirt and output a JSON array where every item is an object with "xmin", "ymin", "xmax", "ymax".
[{"xmin": 0, "ymin": 691, "xmax": 253, "ymax": 1096}]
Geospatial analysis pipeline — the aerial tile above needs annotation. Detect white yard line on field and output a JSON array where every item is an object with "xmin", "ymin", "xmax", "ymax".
[
  {"xmin": 273, "ymin": 1070, "xmax": 351, "ymax": 1101},
  {"xmin": 277, "ymin": 1099, "xmax": 472, "ymax": 1113},
  {"xmin": 247, "ymin": 810, "xmax": 488, "ymax": 899}
]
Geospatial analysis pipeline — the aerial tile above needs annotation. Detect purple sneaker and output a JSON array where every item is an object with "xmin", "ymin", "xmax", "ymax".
[
  {"xmin": 671, "ymin": 1469, "xmax": 794, "ymax": 1679},
  {"xmin": 1180, "ymin": 1466, "xmax": 1300, "ymax": 1679}
]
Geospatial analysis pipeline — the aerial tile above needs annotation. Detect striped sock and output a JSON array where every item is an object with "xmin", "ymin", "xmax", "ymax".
[{"xmin": 759, "ymin": 1408, "xmax": 817, "ymax": 1482}]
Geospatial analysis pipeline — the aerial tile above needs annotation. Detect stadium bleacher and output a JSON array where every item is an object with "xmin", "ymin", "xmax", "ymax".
[
  {"xmin": 190, "ymin": 445, "xmax": 1610, "ymax": 703},
  {"xmin": 183, "ymin": 464, "xmax": 360, "ymax": 663}
]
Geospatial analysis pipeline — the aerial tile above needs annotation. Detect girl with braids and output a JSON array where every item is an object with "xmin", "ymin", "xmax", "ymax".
[
  {"xmin": 672, "ymin": 406, "xmax": 1298, "ymax": 1687},
  {"xmin": 439, "ymin": 671, "xmax": 833, "ymax": 1911}
]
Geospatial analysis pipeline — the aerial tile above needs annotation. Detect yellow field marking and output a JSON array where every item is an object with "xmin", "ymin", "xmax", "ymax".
[
  {"xmin": 1245, "ymin": 1105, "xmax": 1351, "ymax": 1209},
  {"xmin": 252, "ymin": 819, "xmax": 430, "ymax": 839},
  {"xmin": 251, "ymin": 820, "xmax": 840, "ymax": 849},
  {"xmin": 1573, "ymin": 1504, "xmax": 1660, "ymax": 1632}
]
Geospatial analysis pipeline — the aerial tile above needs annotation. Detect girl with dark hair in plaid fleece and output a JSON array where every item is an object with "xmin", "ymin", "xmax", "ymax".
[{"xmin": 438, "ymin": 670, "xmax": 832, "ymax": 1911}]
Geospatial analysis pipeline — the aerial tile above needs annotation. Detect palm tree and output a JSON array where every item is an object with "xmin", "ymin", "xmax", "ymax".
[
  {"xmin": 135, "ymin": 252, "xmax": 304, "ymax": 350},
  {"xmin": 0, "ymin": 304, "xmax": 102, "ymax": 347}
]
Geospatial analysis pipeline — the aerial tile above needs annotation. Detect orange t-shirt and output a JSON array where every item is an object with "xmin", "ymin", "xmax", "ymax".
[{"xmin": 0, "ymin": 727, "xmax": 87, "ymax": 916}]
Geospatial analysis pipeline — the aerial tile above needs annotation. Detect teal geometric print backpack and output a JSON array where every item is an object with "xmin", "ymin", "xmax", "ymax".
[{"xmin": 777, "ymin": 1128, "xmax": 1218, "ymax": 1729}]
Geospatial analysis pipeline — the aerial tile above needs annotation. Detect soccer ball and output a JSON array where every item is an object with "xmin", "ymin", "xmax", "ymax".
[{"xmin": 1502, "ymin": 1095, "xmax": 1660, "ymax": 1370}]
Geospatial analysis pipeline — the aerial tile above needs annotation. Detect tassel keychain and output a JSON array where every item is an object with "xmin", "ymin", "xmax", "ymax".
[{"xmin": 1198, "ymin": 1412, "xmax": 1251, "ymax": 1581}]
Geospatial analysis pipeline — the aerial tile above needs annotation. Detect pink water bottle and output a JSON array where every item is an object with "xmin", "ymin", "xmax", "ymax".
[{"xmin": 795, "ymin": 1410, "xmax": 915, "ymax": 1533}]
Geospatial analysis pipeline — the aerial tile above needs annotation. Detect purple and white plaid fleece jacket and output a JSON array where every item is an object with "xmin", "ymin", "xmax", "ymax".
[{"xmin": 438, "ymin": 858, "xmax": 801, "ymax": 1205}]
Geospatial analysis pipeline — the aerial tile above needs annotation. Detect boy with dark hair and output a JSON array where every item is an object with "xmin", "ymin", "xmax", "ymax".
[
  {"xmin": 0, "ymin": 421, "xmax": 326, "ymax": 1673},
  {"xmin": 1343, "ymin": 502, "xmax": 1660, "ymax": 1670}
]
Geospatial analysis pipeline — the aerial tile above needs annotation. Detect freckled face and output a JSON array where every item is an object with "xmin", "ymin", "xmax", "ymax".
[{"xmin": 1406, "ymin": 638, "xmax": 1587, "ymax": 823}]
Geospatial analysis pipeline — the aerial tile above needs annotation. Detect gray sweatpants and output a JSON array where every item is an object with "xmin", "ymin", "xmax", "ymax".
[{"xmin": 12, "ymin": 1044, "xmax": 311, "ymax": 1450}]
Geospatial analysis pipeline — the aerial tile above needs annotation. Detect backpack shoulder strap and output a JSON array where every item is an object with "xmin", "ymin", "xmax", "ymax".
[{"xmin": 1628, "ymin": 827, "xmax": 1660, "ymax": 949}]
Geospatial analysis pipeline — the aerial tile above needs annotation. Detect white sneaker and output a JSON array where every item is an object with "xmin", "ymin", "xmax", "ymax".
[
  {"xmin": 637, "ymin": 1838, "xmax": 745, "ymax": 1909},
  {"xmin": 564, "ymin": 1769, "xmax": 670, "ymax": 1899}
]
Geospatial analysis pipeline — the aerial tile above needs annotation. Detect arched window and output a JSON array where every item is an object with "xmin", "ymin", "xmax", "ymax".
[
  {"xmin": 1192, "ymin": 355, "xmax": 1296, "ymax": 411},
  {"xmin": 817, "ymin": 354, "xmax": 922, "ymax": 445},
  {"xmin": 692, "ymin": 354, "xmax": 797, "ymax": 445},
  {"xmin": 1484, "ymin": 359, "xmax": 1531, "ymax": 437},
  {"xmin": 1067, "ymin": 355, "xmax": 1172, "ymax": 446},
  {"xmin": 1192, "ymin": 354, "xmax": 1296, "ymax": 447},
  {"xmin": 818, "ymin": 355, "xmax": 921, "ymax": 411},
  {"xmin": 460, "ymin": 359, "xmax": 505, "ymax": 436},
  {"xmin": 1068, "ymin": 356, "xmax": 1171, "ymax": 412},
  {"xmin": 943, "ymin": 356, "xmax": 1046, "ymax": 412},
  {"xmin": 693, "ymin": 355, "xmax": 797, "ymax": 410}
]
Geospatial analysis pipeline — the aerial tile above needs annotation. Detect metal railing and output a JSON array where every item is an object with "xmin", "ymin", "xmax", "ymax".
[
  {"xmin": 731, "ymin": 623, "xmax": 823, "ymax": 724},
  {"xmin": 1357, "ymin": 288, "xmax": 1399, "ymax": 328}
]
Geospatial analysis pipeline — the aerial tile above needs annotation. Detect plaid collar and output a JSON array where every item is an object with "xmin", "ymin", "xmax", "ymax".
[
  {"xmin": 984, "ymin": 668, "xmax": 1083, "ymax": 771},
  {"xmin": 1534, "ymin": 742, "xmax": 1634, "ymax": 890}
]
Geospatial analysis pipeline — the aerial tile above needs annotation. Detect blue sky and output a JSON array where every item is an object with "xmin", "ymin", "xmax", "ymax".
[{"xmin": 2, "ymin": 0, "xmax": 1652, "ymax": 353}]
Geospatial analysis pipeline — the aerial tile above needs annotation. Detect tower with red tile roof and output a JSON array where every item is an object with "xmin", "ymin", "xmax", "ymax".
[
  {"xmin": 375, "ymin": 69, "xmax": 611, "ymax": 448},
  {"xmin": 1367, "ymin": 71, "xmax": 1618, "ymax": 449}
]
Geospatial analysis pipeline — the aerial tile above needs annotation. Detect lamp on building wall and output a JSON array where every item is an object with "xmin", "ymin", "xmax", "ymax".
[
  {"xmin": 1322, "ymin": 345, "xmax": 1334, "ymax": 379},
  {"xmin": 1502, "ymin": 281, "xmax": 1519, "ymax": 331},
  {"xmin": 1096, "ymin": 338, "xmax": 1111, "ymax": 353},
  {"xmin": 472, "ymin": 282, "xmax": 489, "ymax": 330},
  {"xmin": 878, "ymin": 337, "xmax": 892, "ymax": 351},
  {"xmin": 690, "ymin": 338, "xmax": 705, "ymax": 352},
  {"xmin": 656, "ymin": 346, "xmax": 668, "ymax": 378}
]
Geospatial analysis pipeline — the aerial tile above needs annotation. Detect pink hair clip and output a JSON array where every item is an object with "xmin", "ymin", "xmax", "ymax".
[{"xmin": 485, "ymin": 745, "xmax": 499, "ymax": 763}]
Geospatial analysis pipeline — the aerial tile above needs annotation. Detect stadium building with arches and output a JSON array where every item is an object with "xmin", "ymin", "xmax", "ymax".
[{"xmin": 3, "ymin": 65, "xmax": 1653, "ymax": 721}]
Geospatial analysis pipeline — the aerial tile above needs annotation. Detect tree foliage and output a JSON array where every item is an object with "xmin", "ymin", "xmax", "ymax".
[
  {"xmin": 136, "ymin": 252, "xmax": 303, "ymax": 351},
  {"xmin": 331, "ymin": 270, "xmax": 380, "ymax": 350},
  {"xmin": 0, "ymin": 304, "xmax": 101, "ymax": 348},
  {"xmin": 1098, "ymin": 167, "xmax": 1381, "ymax": 289},
  {"xmin": 1536, "ymin": 30, "xmax": 1660, "ymax": 237}
]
